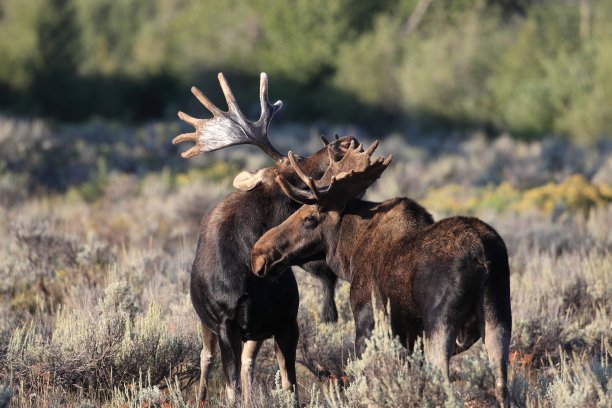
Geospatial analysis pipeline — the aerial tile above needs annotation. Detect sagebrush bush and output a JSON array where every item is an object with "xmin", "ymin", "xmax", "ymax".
[
  {"xmin": 544, "ymin": 350, "xmax": 611, "ymax": 407},
  {"xmin": 342, "ymin": 307, "xmax": 458, "ymax": 408},
  {"xmin": 6, "ymin": 280, "xmax": 199, "ymax": 395},
  {"xmin": 109, "ymin": 375, "xmax": 191, "ymax": 408}
]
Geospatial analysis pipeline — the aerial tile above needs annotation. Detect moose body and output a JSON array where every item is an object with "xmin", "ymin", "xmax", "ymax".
[
  {"xmin": 251, "ymin": 143, "xmax": 512, "ymax": 407},
  {"xmin": 172, "ymin": 72, "xmax": 356, "ymax": 404},
  {"xmin": 190, "ymin": 166, "xmax": 342, "ymax": 402}
]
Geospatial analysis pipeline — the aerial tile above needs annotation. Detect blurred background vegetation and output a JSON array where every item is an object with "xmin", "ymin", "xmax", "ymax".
[{"xmin": 1, "ymin": 0, "xmax": 612, "ymax": 142}]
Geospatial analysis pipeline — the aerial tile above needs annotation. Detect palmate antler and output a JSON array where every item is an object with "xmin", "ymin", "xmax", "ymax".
[
  {"xmin": 275, "ymin": 141, "xmax": 393, "ymax": 207},
  {"xmin": 173, "ymin": 73, "xmax": 284, "ymax": 161}
]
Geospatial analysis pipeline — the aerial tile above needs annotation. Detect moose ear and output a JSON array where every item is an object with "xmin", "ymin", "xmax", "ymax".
[{"xmin": 233, "ymin": 169, "xmax": 266, "ymax": 191}]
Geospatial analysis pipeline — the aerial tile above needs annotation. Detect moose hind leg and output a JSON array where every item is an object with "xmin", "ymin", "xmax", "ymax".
[
  {"xmin": 218, "ymin": 321, "xmax": 243, "ymax": 404},
  {"xmin": 240, "ymin": 339, "xmax": 264, "ymax": 406},
  {"xmin": 483, "ymin": 321, "xmax": 511, "ymax": 408},
  {"xmin": 274, "ymin": 321, "xmax": 299, "ymax": 402},
  {"xmin": 425, "ymin": 323, "xmax": 456, "ymax": 380},
  {"xmin": 197, "ymin": 323, "xmax": 218, "ymax": 402}
]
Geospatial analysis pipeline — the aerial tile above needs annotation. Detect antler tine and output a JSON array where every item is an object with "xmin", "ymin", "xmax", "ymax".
[
  {"xmin": 177, "ymin": 111, "xmax": 199, "ymax": 127},
  {"xmin": 217, "ymin": 73, "xmax": 242, "ymax": 114},
  {"xmin": 384, "ymin": 154, "xmax": 393, "ymax": 166},
  {"xmin": 172, "ymin": 132, "xmax": 197, "ymax": 144},
  {"xmin": 274, "ymin": 171, "xmax": 318, "ymax": 206},
  {"xmin": 306, "ymin": 177, "xmax": 322, "ymax": 199},
  {"xmin": 288, "ymin": 151, "xmax": 311, "ymax": 185},
  {"xmin": 288, "ymin": 151, "xmax": 322, "ymax": 199},
  {"xmin": 258, "ymin": 73, "xmax": 283, "ymax": 124},
  {"xmin": 190, "ymin": 86, "xmax": 222, "ymax": 116},
  {"xmin": 365, "ymin": 140, "xmax": 379, "ymax": 157}
]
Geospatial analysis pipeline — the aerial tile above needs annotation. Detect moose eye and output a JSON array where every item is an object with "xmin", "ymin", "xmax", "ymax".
[{"xmin": 303, "ymin": 215, "xmax": 319, "ymax": 229}]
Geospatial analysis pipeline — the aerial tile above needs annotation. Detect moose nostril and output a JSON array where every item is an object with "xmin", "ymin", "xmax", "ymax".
[{"xmin": 252, "ymin": 256, "xmax": 268, "ymax": 277}]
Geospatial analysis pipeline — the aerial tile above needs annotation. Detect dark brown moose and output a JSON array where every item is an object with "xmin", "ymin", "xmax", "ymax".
[
  {"xmin": 173, "ymin": 72, "xmax": 357, "ymax": 405},
  {"xmin": 251, "ymin": 142, "xmax": 512, "ymax": 407}
]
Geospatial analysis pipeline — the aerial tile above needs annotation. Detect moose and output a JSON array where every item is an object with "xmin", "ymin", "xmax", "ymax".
[
  {"xmin": 251, "ymin": 142, "xmax": 512, "ymax": 407},
  {"xmin": 172, "ymin": 72, "xmax": 357, "ymax": 404}
]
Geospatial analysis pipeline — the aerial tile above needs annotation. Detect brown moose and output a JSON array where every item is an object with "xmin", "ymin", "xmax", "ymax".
[{"xmin": 251, "ymin": 141, "xmax": 512, "ymax": 407}]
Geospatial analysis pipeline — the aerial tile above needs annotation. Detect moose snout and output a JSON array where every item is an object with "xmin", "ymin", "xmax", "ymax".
[
  {"xmin": 251, "ymin": 253, "xmax": 270, "ymax": 277},
  {"xmin": 252, "ymin": 244, "xmax": 286, "ymax": 278}
]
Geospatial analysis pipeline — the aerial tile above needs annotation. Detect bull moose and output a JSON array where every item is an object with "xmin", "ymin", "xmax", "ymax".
[
  {"xmin": 251, "ymin": 142, "xmax": 512, "ymax": 407},
  {"xmin": 172, "ymin": 72, "xmax": 357, "ymax": 404}
]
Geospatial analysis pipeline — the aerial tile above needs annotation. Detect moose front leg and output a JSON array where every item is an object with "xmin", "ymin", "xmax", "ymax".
[
  {"xmin": 352, "ymin": 302, "xmax": 374, "ymax": 357},
  {"xmin": 319, "ymin": 268, "xmax": 338, "ymax": 323},
  {"xmin": 240, "ymin": 339, "xmax": 264, "ymax": 406},
  {"xmin": 302, "ymin": 261, "xmax": 338, "ymax": 323}
]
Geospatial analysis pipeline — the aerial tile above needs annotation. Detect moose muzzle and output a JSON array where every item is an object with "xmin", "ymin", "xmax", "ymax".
[
  {"xmin": 251, "ymin": 253, "xmax": 270, "ymax": 277},
  {"xmin": 251, "ymin": 246, "xmax": 288, "ymax": 278}
]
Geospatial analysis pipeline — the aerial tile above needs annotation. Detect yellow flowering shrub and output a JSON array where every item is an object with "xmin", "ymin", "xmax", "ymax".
[{"xmin": 422, "ymin": 175, "xmax": 612, "ymax": 216}]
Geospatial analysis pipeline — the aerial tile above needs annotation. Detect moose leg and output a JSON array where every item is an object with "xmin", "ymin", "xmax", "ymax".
[
  {"xmin": 240, "ymin": 339, "xmax": 263, "ymax": 406},
  {"xmin": 197, "ymin": 323, "xmax": 218, "ymax": 403},
  {"xmin": 424, "ymin": 321, "xmax": 456, "ymax": 380},
  {"xmin": 352, "ymin": 302, "xmax": 374, "ymax": 357},
  {"xmin": 302, "ymin": 262, "xmax": 338, "ymax": 323},
  {"xmin": 405, "ymin": 319, "xmax": 424, "ymax": 352},
  {"xmin": 274, "ymin": 321, "xmax": 299, "ymax": 402},
  {"xmin": 320, "ymin": 271, "xmax": 338, "ymax": 323},
  {"xmin": 481, "ymin": 313, "xmax": 511, "ymax": 408},
  {"xmin": 218, "ymin": 320, "xmax": 243, "ymax": 404}
]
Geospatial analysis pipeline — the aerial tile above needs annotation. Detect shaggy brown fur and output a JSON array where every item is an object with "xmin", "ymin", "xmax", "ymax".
[{"xmin": 251, "ymin": 143, "xmax": 512, "ymax": 407}]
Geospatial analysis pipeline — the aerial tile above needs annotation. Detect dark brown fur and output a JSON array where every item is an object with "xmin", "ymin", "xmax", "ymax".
[
  {"xmin": 252, "ymin": 196, "xmax": 512, "ymax": 407},
  {"xmin": 189, "ymin": 137, "xmax": 357, "ymax": 404},
  {"xmin": 173, "ymin": 72, "xmax": 358, "ymax": 404}
]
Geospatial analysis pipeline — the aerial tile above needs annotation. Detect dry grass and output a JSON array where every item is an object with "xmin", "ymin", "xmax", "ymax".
[{"xmin": 0, "ymin": 116, "xmax": 610, "ymax": 407}]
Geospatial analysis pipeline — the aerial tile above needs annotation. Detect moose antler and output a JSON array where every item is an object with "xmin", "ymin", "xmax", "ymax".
[
  {"xmin": 173, "ymin": 73, "xmax": 284, "ymax": 161},
  {"xmin": 275, "ymin": 141, "xmax": 392, "ymax": 207}
]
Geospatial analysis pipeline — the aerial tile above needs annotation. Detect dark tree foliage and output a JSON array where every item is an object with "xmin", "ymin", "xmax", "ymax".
[
  {"xmin": 31, "ymin": 0, "xmax": 83, "ymax": 120},
  {"xmin": 0, "ymin": 0, "xmax": 609, "ymax": 142}
]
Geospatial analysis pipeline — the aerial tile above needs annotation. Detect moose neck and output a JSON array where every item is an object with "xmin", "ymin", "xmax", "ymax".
[
  {"xmin": 323, "ymin": 200, "xmax": 379, "ymax": 282},
  {"xmin": 324, "ymin": 197, "xmax": 434, "ymax": 283}
]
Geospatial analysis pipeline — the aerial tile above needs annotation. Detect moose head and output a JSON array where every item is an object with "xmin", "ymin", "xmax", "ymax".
[{"xmin": 251, "ymin": 141, "xmax": 392, "ymax": 277}]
